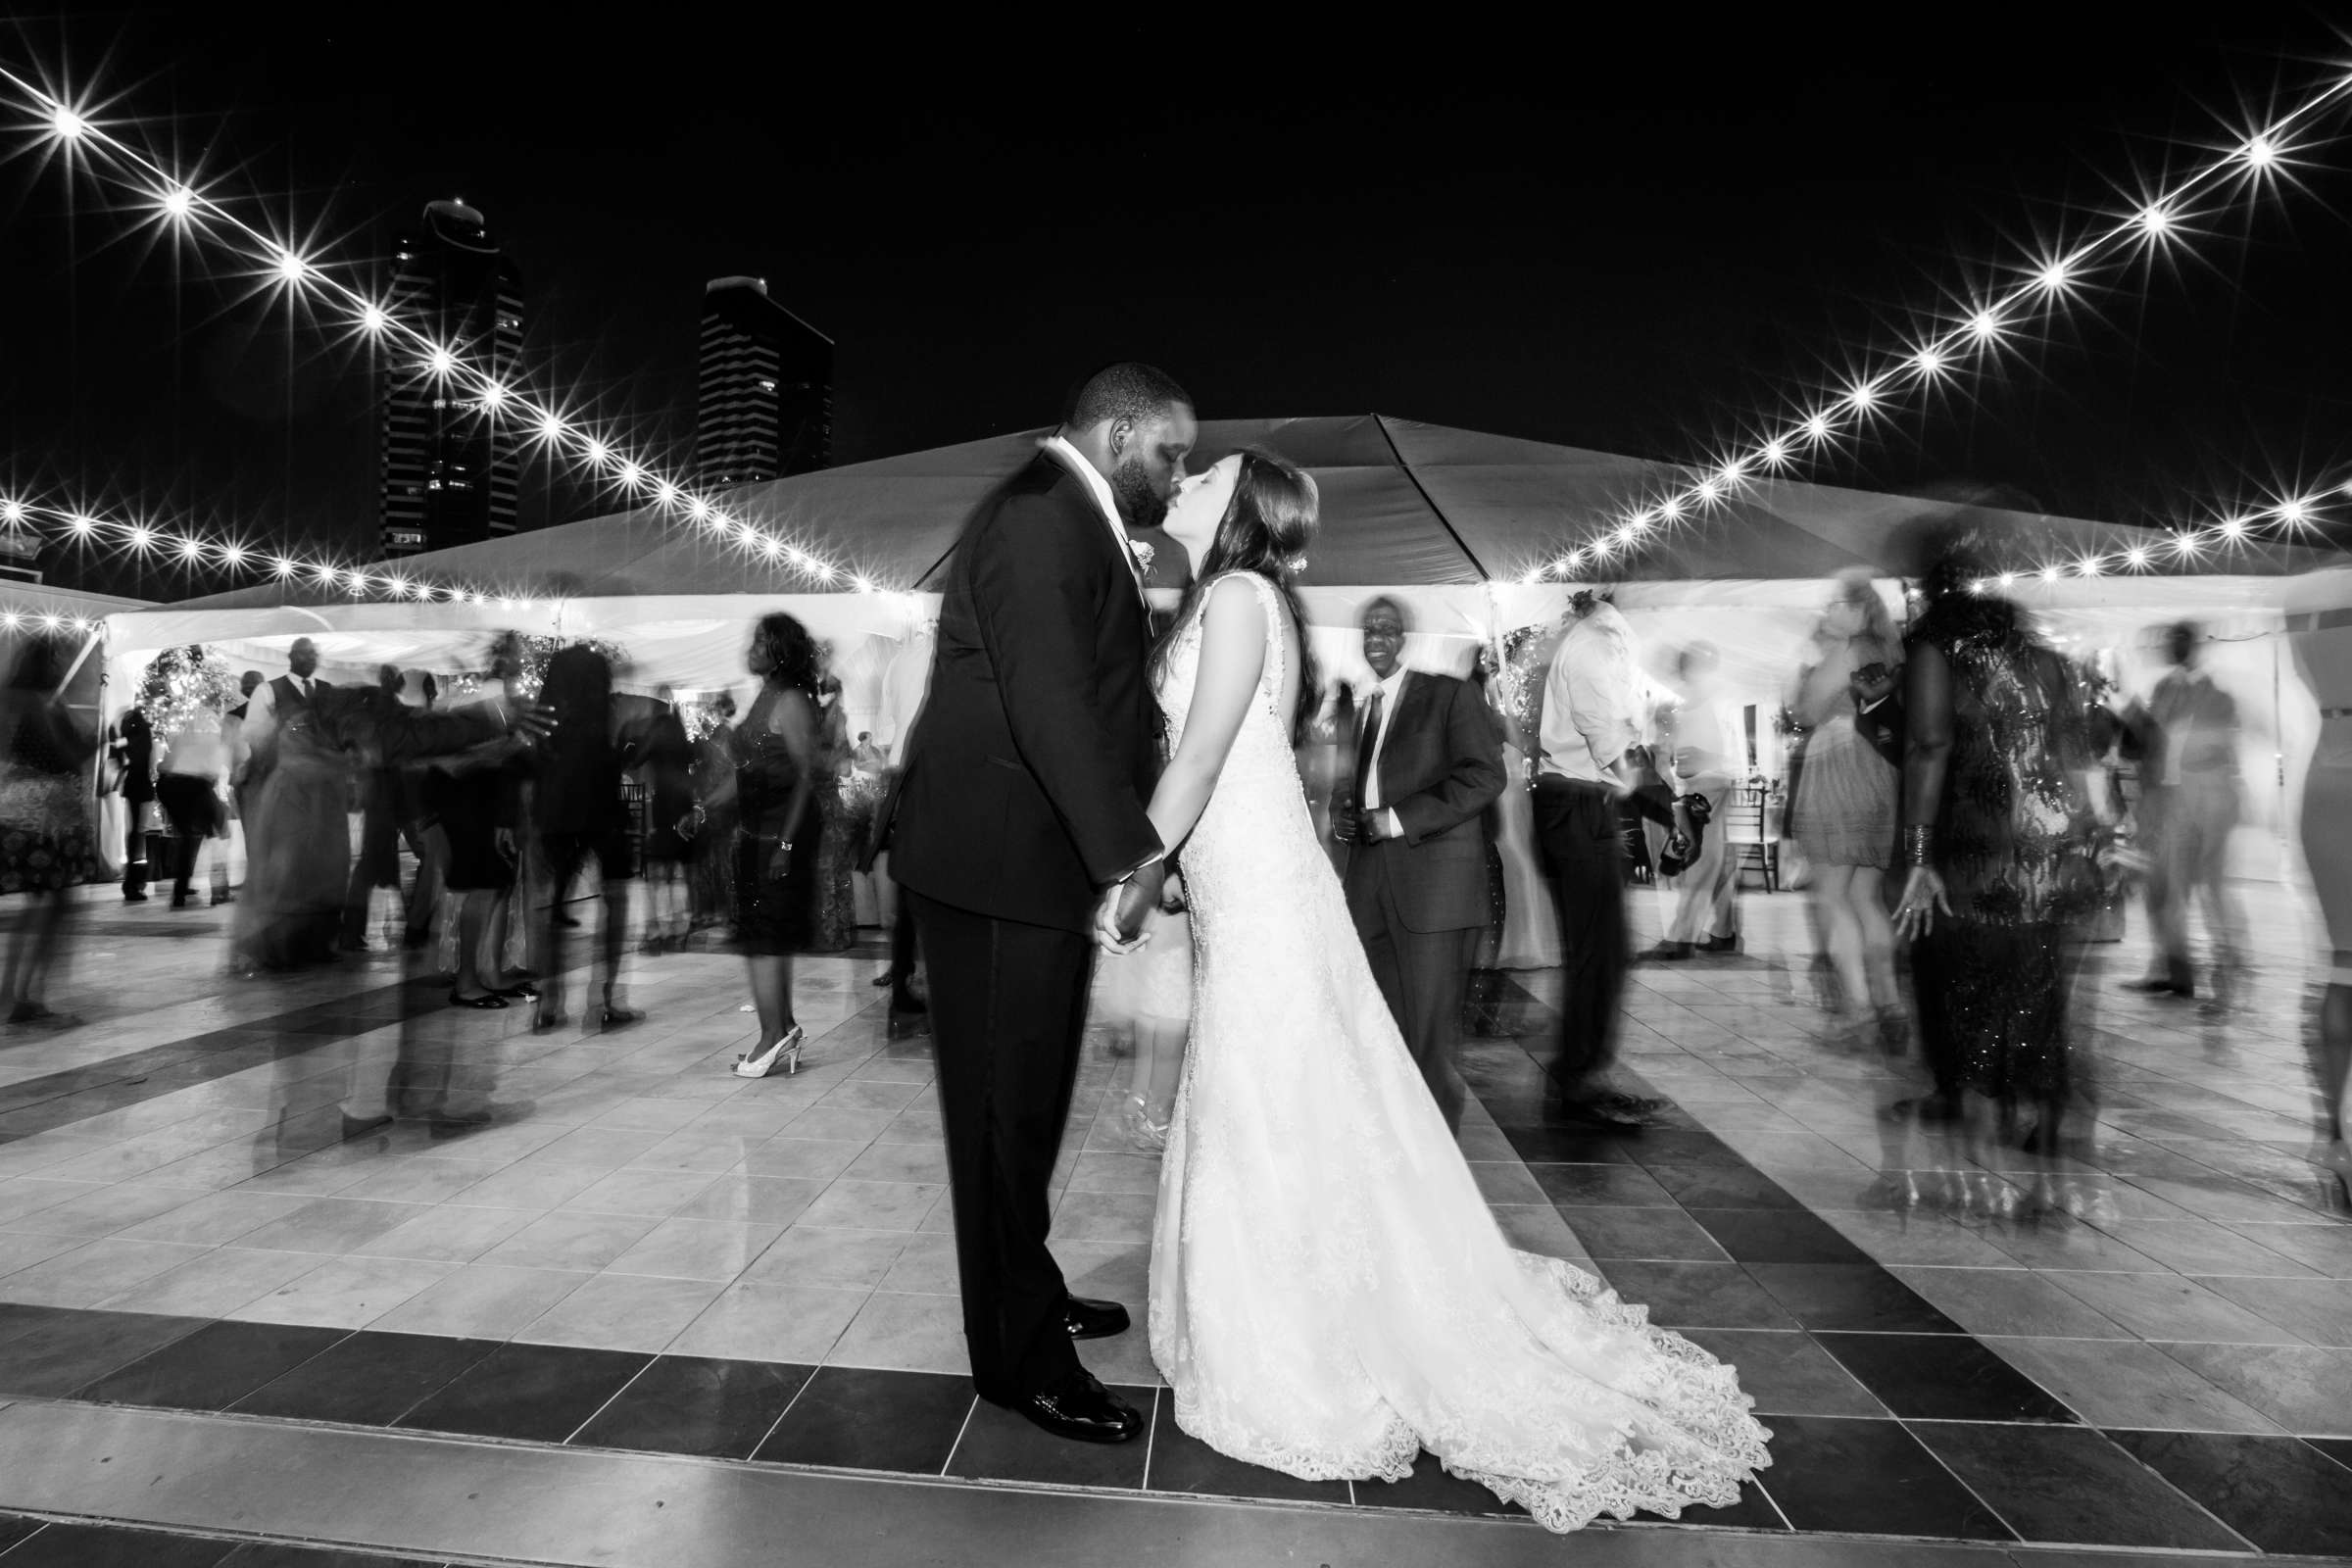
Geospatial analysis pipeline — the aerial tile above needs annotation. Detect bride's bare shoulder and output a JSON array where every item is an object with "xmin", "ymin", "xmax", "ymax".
[{"xmin": 1200, "ymin": 572, "xmax": 1270, "ymax": 634}]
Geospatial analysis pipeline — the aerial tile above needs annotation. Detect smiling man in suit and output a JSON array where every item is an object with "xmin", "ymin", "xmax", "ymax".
[
  {"xmin": 1334, "ymin": 595, "xmax": 1506, "ymax": 1134},
  {"xmin": 889, "ymin": 364, "xmax": 1192, "ymax": 1446}
]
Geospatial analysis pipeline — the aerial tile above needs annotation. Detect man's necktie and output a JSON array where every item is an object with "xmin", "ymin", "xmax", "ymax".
[{"xmin": 1353, "ymin": 691, "xmax": 1384, "ymax": 808}]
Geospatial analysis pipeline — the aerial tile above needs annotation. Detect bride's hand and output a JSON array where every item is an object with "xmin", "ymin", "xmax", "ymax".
[
  {"xmin": 1092, "ymin": 884, "xmax": 1147, "ymax": 955},
  {"xmin": 1893, "ymin": 865, "xmax": 1949, "ymax": 940}
]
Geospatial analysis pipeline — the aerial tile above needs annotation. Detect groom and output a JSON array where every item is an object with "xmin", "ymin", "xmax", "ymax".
[{"xmin": 890, "ymin": 363, "xmax": 1193, "ymax": 1445}]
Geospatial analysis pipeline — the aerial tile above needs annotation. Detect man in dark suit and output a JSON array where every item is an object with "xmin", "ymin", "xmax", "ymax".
[
  {"xmin": 890, "ymin": 364, "xmax": 1193, "ymax": 1446},
  {"xmin": 1334, "ymin": 596, "xmax": 1505, "ymax": 1134}
]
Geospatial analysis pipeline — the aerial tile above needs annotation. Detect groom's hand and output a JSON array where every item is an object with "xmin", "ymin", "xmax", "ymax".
[{"xmin": 1114, "ymin": 860, "xmax": 1165, "ymax": 943}]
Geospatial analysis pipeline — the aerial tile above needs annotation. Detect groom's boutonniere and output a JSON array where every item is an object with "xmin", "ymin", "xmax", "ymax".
[{"xmin": 1129, "ymin": 539, "xmax": 1155, "ymax": 574}]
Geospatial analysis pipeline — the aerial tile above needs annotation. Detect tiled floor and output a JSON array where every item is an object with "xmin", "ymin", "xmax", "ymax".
[{"xmin": 0, "ymin": 877, "xmax": 2345, "ymax": 1563}]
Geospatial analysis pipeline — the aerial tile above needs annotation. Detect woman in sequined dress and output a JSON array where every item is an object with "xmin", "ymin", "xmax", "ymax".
[{"xmin": 1893, "ymin": 555, "xmax": 2106, "ymax": 1151}]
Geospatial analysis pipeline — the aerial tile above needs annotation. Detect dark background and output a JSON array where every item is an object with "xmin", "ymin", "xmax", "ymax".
[{"xmin": 3, "ymin": 9, "xmax": 2350, "ymax": 597}]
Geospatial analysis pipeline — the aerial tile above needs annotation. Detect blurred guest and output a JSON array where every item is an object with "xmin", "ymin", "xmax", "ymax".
[
  {"xmin": 689, "ymin": 694, "xmax": 738, "ymax": 930},
  {"xmin": 2289, "ymin": 609, "xmax": 2352, "ymax": 1206},
  {"xmin": 1098, "ymin": 870, "xmax": 1190, "ymax": 1148},
  {"xmin": 155, "ymin": 682, "xmax": 232, "ymax": 910},
  {"xmin": 1334, "ymin": 594, "xmax": 1504, "ymax": 1134},
  {"xmin": 237, "ymin": 637, "xmax": 348, "ymax": 970},
  {"xmin": 434, "ymin": 646, "xmax": 531, "ymax": 1009},
  {"xmin": 529, "ymin": 643, "xmax": 639, "ymax": 1031},
  {"xmin": 2125, "ymin": 622, "xmax": 2244, "ymax": 1002},
  {"xmin": 1489, "ymin": 626, "xmax": 1563, "ymax": 969},
  {"xmin": 340, "ymin": 664, "xmax": 410, "ymax": 952},
  {"xmin": 1789, "ymin": 571, "xmax": 1904, "ymax": 1051},
  {"xmin": 220, "ymin": 670, "xmax": 264, "ymax": 899},
  {"xmin": 1460, "ymin": 658, "xmax": 1511, "ymax": 1036},
  {"xmin": 852, "ymin": 730, "xmax": 886, "ymax": 773},
  {"xmin": 1895, "ymin": 548, "xmax": 2106, "ymax": 1148},
  {"xmin": 638, "ymin": 687, "xmax": 698, "ymax": 954},
  {"xmin": 109, "ymin": 693, "xmax": 156, "ymax": 903},
  {"xmin": 1646, "ymin": 642, "xmax": 1743, "ymax": 960},
  {"xmin": 0, "ymin": 634, "xmax": 98, "ymax": 1024},
  {"xmin": 695, "ymin": 612, "xmax": 822, "ymax": 1078},
  {"xmin": 1535, "ymin": 590, "xmax": 1663, "ymax": 1127},
  {"xmin": 811, "ymin": 670, "xmax": 858, "ymax": 951}
]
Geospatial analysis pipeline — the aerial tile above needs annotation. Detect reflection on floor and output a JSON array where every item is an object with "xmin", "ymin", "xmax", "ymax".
[{"xmin": 0, "ymin": 879, "xmax": 2343, "ymax": 1564}]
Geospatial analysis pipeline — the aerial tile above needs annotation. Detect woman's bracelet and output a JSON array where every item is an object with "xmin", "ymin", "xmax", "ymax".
[{"xmin": 1902, "ymin": 824, "xmax": 1936, "ymax": 867}]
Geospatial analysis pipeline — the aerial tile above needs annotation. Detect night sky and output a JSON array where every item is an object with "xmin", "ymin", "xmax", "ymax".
[{"xmin": 4, "ymin": 9, "xmax": 2351, "ymax": 599}]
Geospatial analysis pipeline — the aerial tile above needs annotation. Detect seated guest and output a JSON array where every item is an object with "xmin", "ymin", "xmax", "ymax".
[{"xmin": 1333, "ymin": 595, "xmax": 1505, "ymax": 1133}]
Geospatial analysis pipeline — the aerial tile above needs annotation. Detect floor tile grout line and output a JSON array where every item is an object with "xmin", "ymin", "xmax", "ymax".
[
  {"xmin": 742, "ymin": 1359, "xmax": 824, "ymax": 1463},
  {"xmin": 937, "ymin": 1392, "xmax": 981, "ymax": 1478},
  {"xmin": 556, "ymin": 1351, "xmax": 662, "ymax": 1447}
]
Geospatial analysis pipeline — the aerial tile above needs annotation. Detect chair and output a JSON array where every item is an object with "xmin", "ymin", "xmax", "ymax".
[{"xmin": 1721, "ymin": 780, "xmax": 1781, "ymax": 893}]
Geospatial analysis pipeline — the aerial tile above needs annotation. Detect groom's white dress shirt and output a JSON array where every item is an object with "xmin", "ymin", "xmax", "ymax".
[
  {"xmin": 1357, "ymin": 667, "xmax": 1408, "ymax": 840},
  {"xmin": 1040, "ymin": 436, "xmax": 1151, "ymax": 608}
]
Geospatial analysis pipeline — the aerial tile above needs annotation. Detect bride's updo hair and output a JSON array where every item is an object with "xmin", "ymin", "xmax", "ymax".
[{"xmin": 1153, "ymin": 447, "xmax": 1322, "ymax": 737}]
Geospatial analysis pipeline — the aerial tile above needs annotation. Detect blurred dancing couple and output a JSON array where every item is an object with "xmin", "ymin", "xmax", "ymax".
[{"xmin": 886, "ymin": 364, "xmax": 1766, "ymax": 1530}]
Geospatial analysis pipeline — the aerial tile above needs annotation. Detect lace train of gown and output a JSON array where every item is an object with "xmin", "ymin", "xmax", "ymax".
[{"xmin": 1148, "ymin": 573, "xmax": 1771, "ymax": 1533}]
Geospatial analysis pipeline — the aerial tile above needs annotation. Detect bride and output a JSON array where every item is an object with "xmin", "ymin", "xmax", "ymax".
[{"xmin": 1096, "ymin": 449, "xmax": 1771, "ymax": 1532}]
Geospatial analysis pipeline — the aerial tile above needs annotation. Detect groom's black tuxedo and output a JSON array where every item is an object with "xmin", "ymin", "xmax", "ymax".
[
  {"xmin": 892, "ymin": 451, "xmax": 1161, "ymax": 928},
  {"xmin": 889, "ymin": 447, "xmax": 1162, "ymax": 1407}
]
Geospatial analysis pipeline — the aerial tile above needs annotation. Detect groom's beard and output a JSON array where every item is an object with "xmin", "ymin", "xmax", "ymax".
[{"xmin": 1110, "ymin": 459, "xmax": 1169, "ymax": 532}]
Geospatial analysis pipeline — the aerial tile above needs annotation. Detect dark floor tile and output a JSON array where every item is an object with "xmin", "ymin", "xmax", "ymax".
[
  {"xmin": 77, "ymin": 1321, "xmax": 352, "ymax": 1411},
  {"xmin": 234, "ymin": 1331, "xmax": 499, "ymax": 1426},
  {"xmin": 1525, "ymin": 1163, "xmax": 1676, "ymax": 1206},
  {"xmin": 948, "ymin": 1384, "xmax": 1153, "ymax": 1489},
  {"xmin": 753, "ymin": 1365, "xmax": 972, "ymax": 1473},
  {"xmin": 1816, "ymin": 1333, "xmax": 2076, "ymax": 1422},
  {"xmin": 1758, "ymin": 1414, "xmax": 2013, "ymax": 1540},
  {"xmin": 1634, "ymin": 1476, "xmax": 1788, "ymax": 1530},
  {"xmin": 0, "ymin": 1303, "xmax": 73, "ymax": 1350},
  {"xmin": 2112, "ymin": 1429, "xmax": 2352, "ymax": 1556},
  {"xmin": 1686, "ymin": 1207, "xmax": 1873, "ymax": 1264},
  {"xmin": 0, "ymin": 1521, "xmax": 234, "ymax": 1566},
  {"xmin": 1354, "ymin": 1451, "xmax": 1524, "ymax": 1517},
  {"xmin": 217, "ymin": 1544, "xmax": 446, "ymax": 1567},
  {"xmin": 1558, "ymin": 1206, "xmax": 1729, "ymax": 1261},
  {"xmin": 1144, "ymin": 1396, "xmax": 1351, "ymax": 1504},
  {"xmin": 1912, "ymin": 1422, "xmax": 2248, "ymax": 1549},
  {"xmin": 1677, "ymin": 1328, "xmax": 1886, "ymax": 1416},
  {"xmin": 1645, "ymin": 1163, "xmax": 1805, "ymax": 1210},
  {"xmin": 2310, "ymin": 1436, "xmax": 2352, "ymax": 1472},
  {"xmin": 0, "ymin": 1516, "xmax": 41, "ymax": 1553},
  {"xmin": 570, "ymin": 1355, "xmax": 811, "ymax": 1460},
  {"xmin": 1590, "ymin": 1260, "xmax": 1797, "ymax": 1329},
  {"xmin": 0, "ymin": 1308, "xmax": 208, "ymax": 1397},
  {"xmin": 1622, "ymin": 1129, "xmax": 1750, "ymax": 1168},
  {"xmin": 1497, "ymin": 1125, "xmax": 1642, "ymax": 1165},
  {"xmin": 1747, "ymin": 1264, "xmax": 1964, "ymax": 1333},
  {"xmin": 392, "ymin": 1341, "xmax": 651, "ymax": 1443}
]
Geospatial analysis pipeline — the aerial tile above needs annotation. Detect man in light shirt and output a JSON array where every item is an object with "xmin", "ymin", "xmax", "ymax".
[
  {"xmin": 1534, "ymin": 592, "xmax": 1663, "ymax": 1128},
  {"xmin": 2128, "ymin": 621, "xmax": 2244, "ymax": 1002}
]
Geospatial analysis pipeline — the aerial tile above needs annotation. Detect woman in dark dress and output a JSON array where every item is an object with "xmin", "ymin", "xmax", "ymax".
[
  {"xmin": 1894, "ymin": 542, "xmax": 2108, "ymax": 1156},
  {"xmin": 692, "ymin": 612, "xmax": 821, "ymax": 1078},
  {"xmin": 0, "ymin": 634, "xmax": 98, "ymax": 1024},
  {"xmin": 810, "ymin": 672, "xmax": 857, "ymax": 951},
  {"xmin": 435, "ymin": 638, "xmax": 533, "ymax": 1008}
]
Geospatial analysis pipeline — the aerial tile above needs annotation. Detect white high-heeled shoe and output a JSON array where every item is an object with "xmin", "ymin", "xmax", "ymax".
[
  {"xmin": 1119, "ymin": 1093, "xmax": 1169, "ymax": 1152},
  {"xmin": 734, "ymin": 1025, "xmax": 805, "ymax": 1079}
]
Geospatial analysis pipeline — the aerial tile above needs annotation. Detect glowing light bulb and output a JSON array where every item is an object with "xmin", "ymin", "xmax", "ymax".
[
  {"xmin": 2219, "ymin": 514, "xmax": 2250, "ymax": 541},
  {"xmin": 67, "ymin": 514, "xmax": 97, "ymax": 537},
  {"xmin": 2242, "ymin": 132, "xmax": 2280, "ymax": 170},
  {"xmin": 272, "ymin": 557, "xmax": 298, "ymax": 578},
  {"xmin": 221, "ymin": 545, "xmax": 248, "ymax": 566},
  {"xmin": 1801, "ymin": 412, "xmax": 1834, "ymax": 442},
  {"xmin": 273, "ymin": 249, "xmax": 311, "ymax": 284},
  {"xmin": 2135, "ymin": 202, "xmax": 2174, "ymax": 237},
  {"xmin": 1844, "ymin": 380, "xmax": 1881, "ymax": 411},
  {"xmin": 426, "ymin": 345, "xmax": 457, "ymax": 377},
  {"xmin": 2170, "ymin": 531, "xmax": 2202, "ymax": 560},
  {"xmin": 176, "ymin": 536, "xmax": 205, "ymax": 563},
  {"xmin": 654, "ymin": 481, "xmax": 679, "ymax": 507},
  {"xmin": 48, "ymin": 105, "xmax": 87, "ymax": 142},
  {"xmin": 1910, "ymin": 347, "xmax": 1947, "ymax": 376},
  {"xmin": 359, "ymin": 304, "xmax": 389, "ymax": 336},
  {"xmin": 2077, "ymin": 555, "xmax": 2103, "ymax": 577},
  {"xmin": 537, "ymin": 413, "xmax": 565, "ymax": 443},
  {"xmin": 1564, "ymin": 549, "xmax": 1586, "ymax": 570},
  {"xmin": 1613, "ymin": 524, "xmax": 1639, "ymax": 546},
  {"xmin": 1998, "ymin": 572, "xmax": 2018, "ymax": 589},
  {"xmin": 478, "ymin": 380, "xmax": 507, "ymax": 408},
  {"xmin": 1656, "ymin": 496, "xmax": 1686, "ymax": 521},
  {"xmin": 852, "ymin": 575, "xmax": 875, "ymax": 596},
  {"xmin": 125, "ymin": 525, "xmax": 154, "ymax": 552},
  {"xmin": 2124, "ymin": 545, "xmax": 2149, "ymax": 569},
  {"xmin": 688, "ymin": 498, "xmax": 711, "ymax": 522},
  {"xmin": 37, "ymin": 615, "xmax": 59, "ymax": 632},
  {"xmin": 1759, "ymin": 438, "xmax": 1789, "ymax": 468},
  {"xmin": 2039, "ymin": 563, "xmax": 2063, "ymax": 582},
  {"xmin": 810, "ymin": 561, "xmax": 839, "ymax": 584},
  {"xmin": 1966, "ymin": 309, "xmax": 2004, "ymax": 342},
  {"xmin": 0, "ymin": 500, "xmax": 22, "ymax": 526},
  {"xmin": 159, "ymin": 184, "xmax": 196, "ymax": 222},
  {"xmin": 616, "ymin": 463, "xmax": 643, "ymax": 489},
  {"xmin": 1694, "ymin": 476, "xmax": 1723, "ymax": 504},
  {"xmin": 2034, "ymin": 257, "xmax": 2073, "ymax": 293},
  {"xmin": 2278, "ymin": 496, "xmax": 2312, "ymax": 525}
]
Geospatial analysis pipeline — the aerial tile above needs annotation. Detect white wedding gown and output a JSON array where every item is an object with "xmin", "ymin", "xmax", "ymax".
[{"xmin": 1146, "ymin": 572, "xmax": 1771, "ymax": 1532}]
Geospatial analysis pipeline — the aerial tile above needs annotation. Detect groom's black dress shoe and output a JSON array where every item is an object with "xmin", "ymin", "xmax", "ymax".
[
  {"xmin": 1062, "ymin": 1296, "xmax": 1130, "ymax": 1340},
  {"xmin": 1013, "ymin": 1372, "xmax": 1144, "ymax": 1445}
]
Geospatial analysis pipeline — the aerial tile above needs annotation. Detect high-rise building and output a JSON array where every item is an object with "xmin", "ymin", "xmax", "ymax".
[
  {"xmin": 695, "ymin": 277, "xmax": 832, "ymax": 490},
  {"xmin": 379, "ymin": 200, "xmax": 524, "ymax": 557}
]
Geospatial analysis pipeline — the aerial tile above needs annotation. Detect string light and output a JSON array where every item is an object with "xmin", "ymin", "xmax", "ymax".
[
  {"xmin": 0, "ymin": 64, "xmax": 887, "ymax": 600},
  {"xmin": 1528, "ymin": 68, "xmax": 2352, "ymax": 582}
]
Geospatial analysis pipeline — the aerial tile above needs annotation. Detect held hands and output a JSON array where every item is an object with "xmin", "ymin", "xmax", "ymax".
[
  {"xmin": 1892, "ymin": 865, "xmax": 1950, "ymax": 940},
  {"xmin": 766, "ymin": 843, "xmax": 794, "ymax": 882},
  {"xmin": 1091, "ymin": 859, "xmax": 1166, "ymax": 954}
]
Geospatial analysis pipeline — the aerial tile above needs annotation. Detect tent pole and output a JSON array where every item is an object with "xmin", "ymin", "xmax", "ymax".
[{"xmin": 1373, "ymin": 415, "xmax": 1492, "ymax": 582}]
